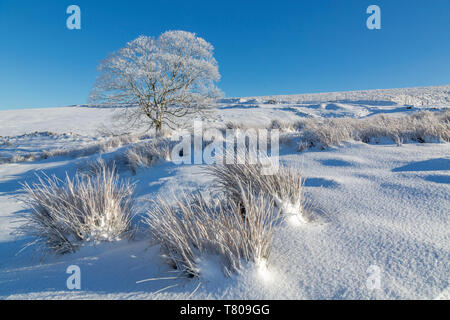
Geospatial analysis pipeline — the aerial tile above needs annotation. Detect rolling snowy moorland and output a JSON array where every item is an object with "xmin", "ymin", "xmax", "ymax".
[{"xmin": 0, "ymin": 85, "xmax": 449, "ymax": 300}]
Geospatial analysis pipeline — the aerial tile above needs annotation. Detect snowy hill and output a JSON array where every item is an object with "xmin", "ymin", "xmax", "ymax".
[{"xmin": 0, "ymin": 85, "xmax": 449, "ymax": 300}]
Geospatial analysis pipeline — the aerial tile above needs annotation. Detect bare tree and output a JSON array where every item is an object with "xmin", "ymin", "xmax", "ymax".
[{"xmin": 90, "ymin": 30, "xmax": 222, "ymax": 134}]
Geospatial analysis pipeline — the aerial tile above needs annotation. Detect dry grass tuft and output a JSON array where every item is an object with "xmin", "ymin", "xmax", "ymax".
[
  {"xmin": 21, "ymin": 162, "xmax": 135, "ymax": 255},
  {"xmin": 144, "ymin": 188, "xmax": 279, "ymax": 277}
]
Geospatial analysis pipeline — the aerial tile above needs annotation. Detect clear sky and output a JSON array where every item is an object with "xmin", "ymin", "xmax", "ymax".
[{"xmin": 0, "ymin": 0, "xmax": 449, "ymax": 110}]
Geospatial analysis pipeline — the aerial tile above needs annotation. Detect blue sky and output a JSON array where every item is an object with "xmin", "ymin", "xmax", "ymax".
[{"xmin": 0, "ymin": 0, "xmax": 449, "ymax": 110}]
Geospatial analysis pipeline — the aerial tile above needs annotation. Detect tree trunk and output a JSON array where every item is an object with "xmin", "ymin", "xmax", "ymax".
[{"xmin": 155, "ymin": 121, "xmax": 162, "ymax": 136}]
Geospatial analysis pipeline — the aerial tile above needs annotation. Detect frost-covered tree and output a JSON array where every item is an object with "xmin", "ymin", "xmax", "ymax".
[{"xmin": 90, "ymin": 30, "xmax": 222, "ymax": 133}]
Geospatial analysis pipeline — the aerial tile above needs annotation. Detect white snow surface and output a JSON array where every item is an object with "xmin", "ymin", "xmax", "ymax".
[{"xmin": 0, "ymin": 86, "xmax": 449, "ymax": 300}]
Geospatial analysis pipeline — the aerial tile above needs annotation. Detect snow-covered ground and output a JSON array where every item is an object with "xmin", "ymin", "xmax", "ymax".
[{"xmin": 0, "ymin": 86, "xmax": 449, "ymax": 299}]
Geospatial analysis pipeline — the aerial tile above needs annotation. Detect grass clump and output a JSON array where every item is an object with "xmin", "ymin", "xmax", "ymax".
[
  {"xmin": 21, "ymin": 162, "xmax": 135, "ymax": 255},
  {"xmin": 144, "ymin": 188, "xmax": 279, "ymax": 277}
]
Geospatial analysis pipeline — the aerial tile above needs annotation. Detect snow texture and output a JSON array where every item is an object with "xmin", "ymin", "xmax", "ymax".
[{"xmin": 0, "ymin": 85, "xmax": 449, "ymax": 299}]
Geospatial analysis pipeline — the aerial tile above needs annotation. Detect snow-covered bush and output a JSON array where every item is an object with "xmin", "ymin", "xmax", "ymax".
[
  {"xmin": 77, "ymin": 137, "xmax": 173, "ymax": 175},
  {"xmin": 42, "ymin": 133, "xmax": 143, "ymax": 160},
  {"xmin": 124, "ymin": 138, "xmax": 173, "ymax": 174},
  {"xmin": 297, "ymin": 110, "xmax": 450, "ymax": 150},
  {"xmin": 269, "ymin": 119, "xmax": 297, "ymax": 132},
  {"xmin": 0, "ymin": 153, "xmax": 36, "ymax": 164},
  {"xmin": 78, "ymin": 157, "xmax": 119, "ymax": 177},
  {"xmin": 207, "ymin": 161, "xmax": 304, "ymax": 219},
  {"xmin": 297, "ymin": 118, "xmax": 353, "ymax": 150},
  {"xmin": 144, "ymin": 188, "xmax": 279, "ymax": 277},
  {"xmin": 21, "ymin": 163, "xmax": 135, "ymax": 255}
]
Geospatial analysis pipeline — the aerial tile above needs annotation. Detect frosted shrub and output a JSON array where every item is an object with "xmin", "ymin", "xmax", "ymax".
[
  {"xmin": 144, "ymin": 189, "xmax": 279, "ymax": 277},
  {"xmin": 207, "ymin": 161, "xmax": 304, "ymax": 218},
  {"xmin": 42, "ymin": 133, "xmax": 143, "ymax": 160},
  {"xmin": 21, "ymin": 163, "xmax": 135, "ymax": 255},
  {"xmin": 297, "ymin": 110, "xmax": 450, "ymax": 150},
  {"xmin": 124, "ymin": 138, "xmax": 173, "ymax": 173}
]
